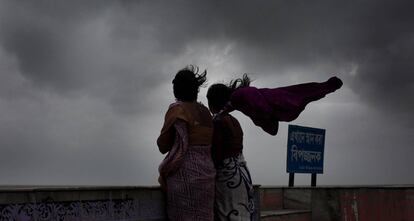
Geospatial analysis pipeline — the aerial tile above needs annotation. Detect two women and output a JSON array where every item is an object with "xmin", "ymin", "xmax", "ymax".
[
  {"xmin": 157, "ymin": 66, "xmax": 343, "ymax": 221},
  {"xmin": 157, "ymin": 66, "xmax": 252, "ymax": 221}
]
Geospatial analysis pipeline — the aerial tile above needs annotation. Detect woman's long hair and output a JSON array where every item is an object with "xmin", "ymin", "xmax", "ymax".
[
  {"xmin": 207, "ymin": 74, "xmax": 251, "ymax": 111},
  {"xmin": 229, "ymin": 74, "xmax": 251, "ymax": 92},
  {"xmin": 172, "ymin": 65, "xmax": 207, "ymax": 101}
]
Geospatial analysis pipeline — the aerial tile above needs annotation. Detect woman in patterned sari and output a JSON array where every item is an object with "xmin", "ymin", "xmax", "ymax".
[
  {"xmin": 207, "ymin": 78, "xmax": 255, "ymax": 221},
  {"xmin": 157, "ymin": 66, "xmax": 216, "ymax": 221},
  {"xmin": 207, "ymin": 74, "xmax": 342, "ymax": 220}
]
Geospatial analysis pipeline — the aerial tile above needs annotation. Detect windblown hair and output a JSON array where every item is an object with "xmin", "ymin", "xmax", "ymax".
[
  {"xmin": 172, "ymin": 65, "xmax": 207, "ymax": 102},
  {"xmin": 229, "ymin": 74, "xmax": 251, "ymax": 91},
  {"xmin": 207, "ymin": 74, "xmax": 251, "ymax": 111}
]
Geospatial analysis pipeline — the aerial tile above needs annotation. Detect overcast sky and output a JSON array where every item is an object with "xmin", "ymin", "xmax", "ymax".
[{"xmin": 0, "ymin": 0, "xmax": 413, "ymax": 186}]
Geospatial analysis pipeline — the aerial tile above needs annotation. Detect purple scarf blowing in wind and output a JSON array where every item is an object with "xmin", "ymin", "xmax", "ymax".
[{"xmin": 224, "ymin": 76, "xmax": 343, "ymax": 135}]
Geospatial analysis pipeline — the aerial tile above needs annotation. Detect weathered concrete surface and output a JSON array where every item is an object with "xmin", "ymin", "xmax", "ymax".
[
  {"xmin": 0, "ymin": 185, "xmax": 262, "ymax": 221},
  {"xmin": 283, "ymin": 189, "xmax": 311, "ymax": 210},
  {"xmin": 260, "ymin": 188, "xmax": 284, "ymax": 210},
  {"xmin": 0, "ymin": 186, "xmax": 166, "ymax": 221},
  {"xmin": 260, "ymin": 186, "xmax": 414, "ymax": 221},
  {"xmin": 2, "ymin": 185, "xmax": 414, "ymax": 221},
  {"xmin": 261, "ymin": 209, "xmax": 311, "ymax": 221},
  {"xmin": 338, "ymin": 188, "xmax": 414, "ymax": 221},
  {"xmin": 311, "ymin": 188, "xmax": 341, "ymax": 221}
]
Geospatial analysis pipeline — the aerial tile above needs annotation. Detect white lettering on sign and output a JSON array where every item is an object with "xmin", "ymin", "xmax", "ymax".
[
  {"xmin": 291, "ymin": 145, "xmax": 322, "ymax": 163},
  {"xmin": 289, "ymin": 131, "xmax": 324, "ymax": 145}
]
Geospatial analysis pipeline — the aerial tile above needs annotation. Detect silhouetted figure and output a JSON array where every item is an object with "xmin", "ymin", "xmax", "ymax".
[
  {"xmin": 157, "ymin": 66, "xmax": 215, "ymax": 221},
  {"xmin": 207, "ymin": 79, "xmax": 255, "ymax": 221}
]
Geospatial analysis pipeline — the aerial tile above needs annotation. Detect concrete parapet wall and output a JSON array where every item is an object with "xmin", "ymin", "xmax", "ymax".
[
  {"xmin": 0, "ymin": 186, "xmax": 166, "ymax": 221},
  {"xmin": 0, "ymin": 185, "xmax": 261, "ymax": 221},
  {"xmin": 337, "ymin": 187, "xmax": 414, "ymax": 221},
  {"xmin": 260, "ymin": 185, "xmax": 414, "ymax": 221},
  {"xmin": 1, "ymin": 185, "xmax": 413, "ymax": 221}
]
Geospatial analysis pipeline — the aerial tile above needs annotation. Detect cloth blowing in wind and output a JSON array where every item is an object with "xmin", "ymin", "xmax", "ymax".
[{"xmin": 221, "ymin": 76, "xmax": 343, "ymax": 135}]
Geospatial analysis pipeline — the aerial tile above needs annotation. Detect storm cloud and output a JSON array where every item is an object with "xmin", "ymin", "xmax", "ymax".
[{"xmin": 0, "ymin": 0, "xmax": 413, "ymax": 185}]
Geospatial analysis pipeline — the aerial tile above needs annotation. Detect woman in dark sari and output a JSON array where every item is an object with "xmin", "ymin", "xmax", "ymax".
[{"xmin": 157, "ymin": 66, "xmax": 216, "ymax": 221}]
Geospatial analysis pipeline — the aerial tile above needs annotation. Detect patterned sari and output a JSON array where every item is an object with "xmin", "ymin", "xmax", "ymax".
[
  {"xmin": 215, "ymin": 153, "xmax": 254, "ymax": 221},
  {"xmin": 158, "ymin": 102, "xmax": 216, "ymax": 221}
]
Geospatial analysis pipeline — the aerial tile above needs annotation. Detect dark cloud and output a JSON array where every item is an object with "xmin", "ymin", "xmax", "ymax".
[
  {"xmin": 111, "ymin": 0, "xmax": 414, "ymax": 120},
  {"xmin": 202, "ymin": 0, "xmax": 414, "ymax": 120},
  {"xmin": 0, "ymin": 1, "xmax": 112, "ymax": 90},
  {"xmin": 0, "ymin": 0, "xmax": 168, "ymax": 114},
  {"xmin": 1, "ymin": 1, "xmax": 413, "ymax": 115}
]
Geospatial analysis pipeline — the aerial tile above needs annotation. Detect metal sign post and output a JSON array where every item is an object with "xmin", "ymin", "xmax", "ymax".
[{"xmin": 286, "ymin": 125, "xmax": 325, "ymax": 187}]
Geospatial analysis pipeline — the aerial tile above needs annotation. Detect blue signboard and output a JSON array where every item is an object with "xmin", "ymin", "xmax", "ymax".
[{"xmin": 287, "ymin": 125, "xmax": 325, "ymax": 174}]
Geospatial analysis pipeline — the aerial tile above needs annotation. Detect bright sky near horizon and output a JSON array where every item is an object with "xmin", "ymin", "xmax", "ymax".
[{"xmin": 0, "ymin": 0, "xmax": 413, "ymax": 186}]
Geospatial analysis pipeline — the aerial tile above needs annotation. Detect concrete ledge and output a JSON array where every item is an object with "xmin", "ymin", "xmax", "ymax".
[
  {"xmin": 1, "ymin": 185, "xmax": 414, "ymax": 221},
  {"xmin": 261, "ymin": 209, "xmax": 311, "ymax": 217},
  {"xmin": 260, "ymin": 185, "xmax": 414, "ymax": 221},
  {"xmin": 0, "ymin": 185, "xmax": 161, "ymax": 192},
  {"xmin": 0, "ymin": 185, "xmax": 262, "ymax": 221},
  {"xmin": 260, "ymin": 185, "xmax": 414, "ymax": 189},
  {"xmin": 0, "ymin": 186, "xmax": 166, "ymax": 221},
  {"xmin": 261, "ymin": 209, "xmax": 311, "ymax": 221}
]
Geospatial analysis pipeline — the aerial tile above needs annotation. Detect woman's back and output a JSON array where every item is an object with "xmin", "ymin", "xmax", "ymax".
[
  {"xmin": 159, "ymin": 101, "xmax": 216, "ymax": 220},
  {"xmin": 212, "ymin": 113, "xmax": 243, "ymax": 165},
  {"xmin": 178, "ymin": 102, "xmax": 213, "ymax": 146}
]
